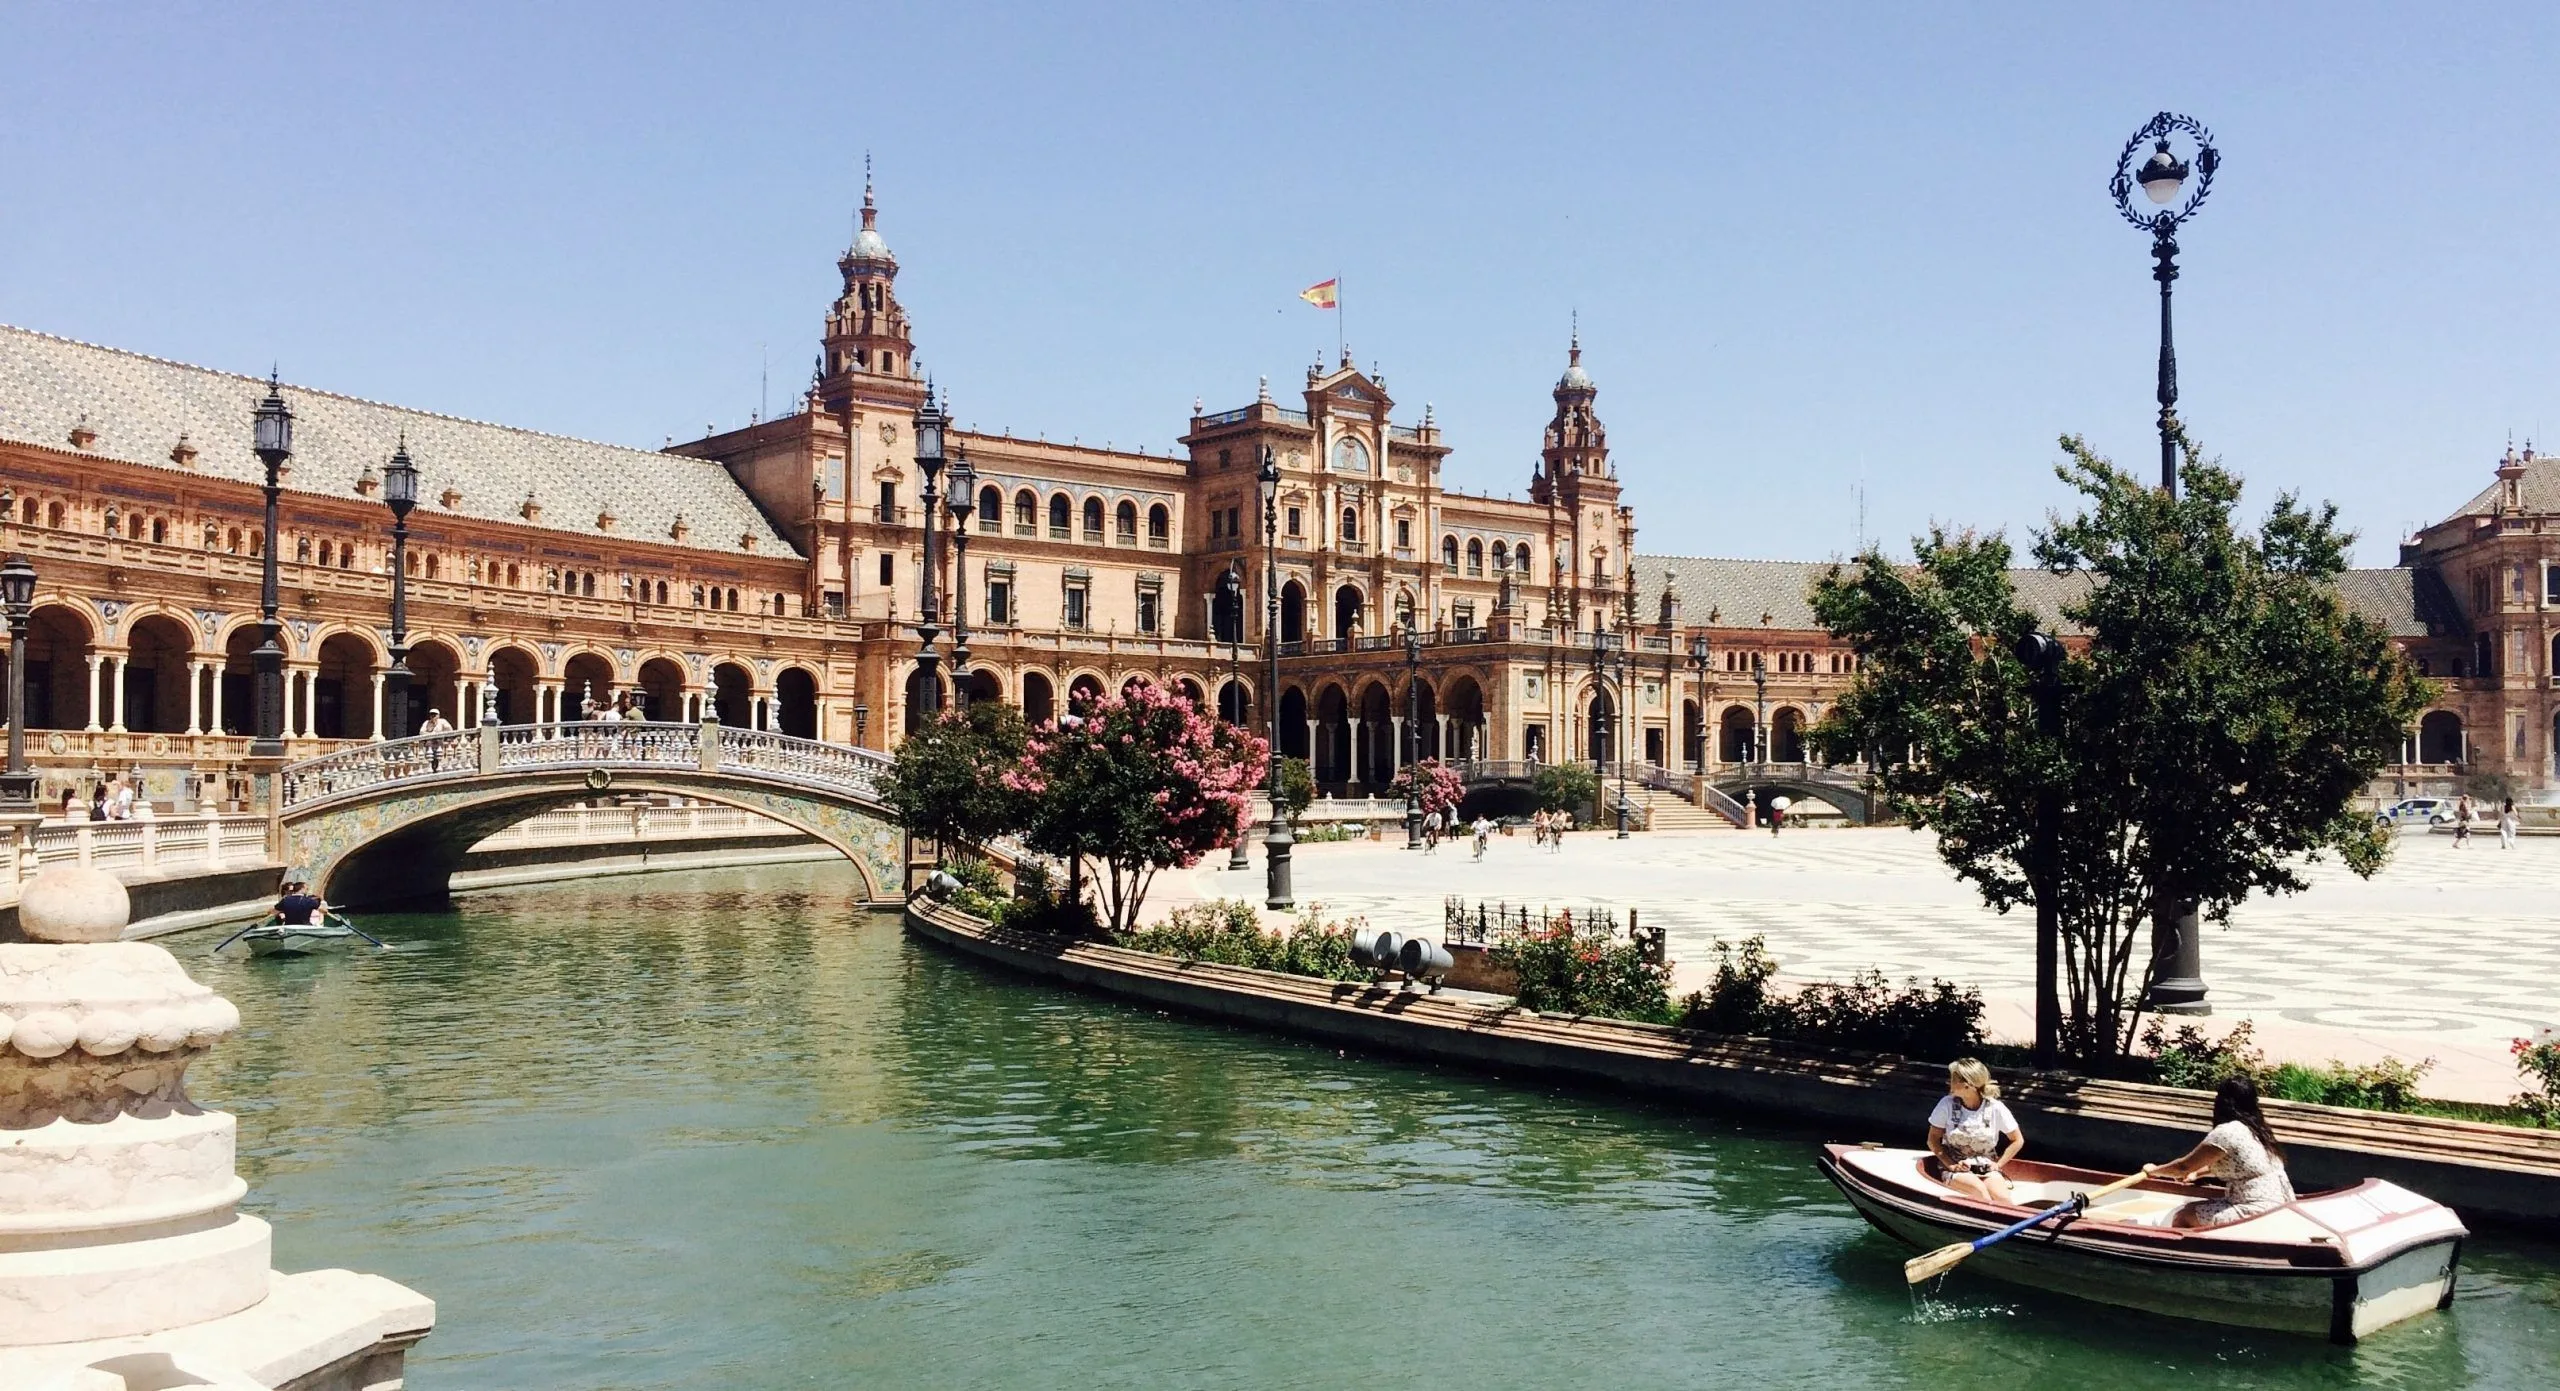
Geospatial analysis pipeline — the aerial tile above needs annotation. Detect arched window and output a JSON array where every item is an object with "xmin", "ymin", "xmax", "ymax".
[
  {"xmin": 1341, "ymin": 508, "xmax": 1359, "ymax": 542},
  {"xmin": 774, "ymin": 592, "xmax": 788, "ymax": 615},
  {"xmin": 45, "ymin": 502, "xmax": 64, "ymax": 529},
  {"xmin": 296, "ymin": 537, "xmax": 312, "ymax": 564},
  {"xmin": 128, "ymin": 512, "xmax": 144, "ymax": 540},
  {"xmin": 1115, "ymin": 500, "xmax": 1138, "ymax": 541},
  {"xmin": 426, "ymin": 554, "xmax": 440, "ymax": 579},
  {"xmin": 1049, "ymin": 494, "xmax": 1071, "ymax": 535},
  {"xmin": 581, "ymin": 573, "xmax": 596, "ymax": 598},
  {"xmin": 728, "ymin": 587, "xmax": 741, "ymax": 611},
  {"xmin": 341, "ymin": 545, "xmax": 355, "ymax": 570},
  {"xmin": 1083, "ymin": 497, "xmax": 1105, "ymax": 538},
  {"xmin": 1466, "ymin": 538, "xmax": 1484, "ymax": 575},
  {"xmin": 22, "ymin": 498, "xmax": 39, "ymax": 525},
  {"xmin": 506, "ymin": 563, "xmax": 520, "ymax": 586},
  {"xmin": 1147, "ymin": 503, "xmax": 1170, "ymax": 544},
  {"xmin": 656, "ymin": 580, "xmax": 669, "ymax": 605},
  {"xmin": 1015, "ymin": 489, "xmax": 1037, "ymax": 530},
  {"xmin": 1442, "ymin": 536, "xmax": 1458, "ymax": 569},
  {"xmin": 977, "ymin": 485, "xmax": 1000, "ymax": 528},
  {"xmin": 1492, "ymin": 541, "xmax": 1510, "ymax": 571},
  {"xmin": 150, "ymin": 517, "xmax": 166, "ymax": 544},
  {"xmin": 318, "ymin": 541, "xmax": 335, "ymax": 568},
  {"xmin": 692, "ymin": 585, "xmax": 705, "ymax": 607}
]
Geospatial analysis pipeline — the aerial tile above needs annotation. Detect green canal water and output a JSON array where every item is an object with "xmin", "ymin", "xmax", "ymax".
[{"xmin": 186, "ymin": 862, "xmax": 2560, "ymax": 1389}]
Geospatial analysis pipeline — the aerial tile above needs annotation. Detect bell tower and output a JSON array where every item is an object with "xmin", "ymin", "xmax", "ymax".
[
  {"xmin": 817, "ymin": 159, "xmax": 923, "ymax": 417},
  {"xmin": 1531, "ymin": 326, "xmax": 1626, "ymax": 628}
]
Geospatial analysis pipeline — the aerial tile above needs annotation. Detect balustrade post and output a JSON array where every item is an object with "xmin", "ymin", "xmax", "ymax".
[
  {"xmin": 203, "ymin": 804, "xmax": 222, "ymax": 868},
  {"xmin": 698, "ymin": 718, "xmax": 720, "ymax": 773},
  {"xmin": 140, "ymin": 821, "xmax": 157, "ymax": 872},
  {"xmin": 479, "ymin": 721, "xmax": 501, "ymax": 775},
  {"xmin": 76, "ymin": 824, "xmax": 93, "ymax": 867}
]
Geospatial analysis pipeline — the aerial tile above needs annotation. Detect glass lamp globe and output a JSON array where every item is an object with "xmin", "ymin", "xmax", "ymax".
[{"xmin": 2138, "ymin": 140, "xmax": 2189, "ymax": 205}]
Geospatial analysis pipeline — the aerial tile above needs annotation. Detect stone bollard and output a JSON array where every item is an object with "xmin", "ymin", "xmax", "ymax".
[{"xmin": 0, "ymin": 865, "xmax": 432, "ymax": 1389}]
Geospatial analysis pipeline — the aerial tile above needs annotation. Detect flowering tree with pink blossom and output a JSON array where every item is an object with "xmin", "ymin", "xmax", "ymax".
[
  {"xmin": 1004, "ymin": 679, "xmax": 1270, "ymax": 934},
  {"xmin": 1387, "ymin": 758, "xmax": 1467, "ymax": 821}
]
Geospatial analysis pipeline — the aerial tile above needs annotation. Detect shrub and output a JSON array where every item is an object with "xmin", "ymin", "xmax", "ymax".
[
  {"xmin": 1530, "ymin": 761, "xmax": 1599, "ymax": 815},
  {"xmin": 1277, "ymin": 757, "xmax": 1315, "ymax": 823},
  {"xmin": 1003, "ymin": 897, "xmax": 1103, "ymax": 938},
  {"xmin": 2142, "ymin": 1019, "xmax": 2434, "ymax": 1114},
  {"xmin": 1674, "ymin": 935, "xmax": 1984, "ymax": 1058},
  {"xmin": 2140, "ymin": 1018, "xmax": 2268, "ymax": 1091},
  {"xmin": 1115, "ymin": 900, "xmax": 1368, "ymax": 983},
  {"xmin": 1494, "ymin": 925, "xmax": 1672, "ymax": 1023},
  {"xmin": 948, "ymin": 855, "xmax": 1006, "ymax": 898},
  {"xmin": 2512, "ymin": 1030, "xmax": 2560, "ymax": 1125}
]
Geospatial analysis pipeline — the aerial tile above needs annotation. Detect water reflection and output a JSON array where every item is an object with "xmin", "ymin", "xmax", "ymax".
[{"xmin": 181, "ymin": 863, "xmax": 2560, "ymax": 1390}]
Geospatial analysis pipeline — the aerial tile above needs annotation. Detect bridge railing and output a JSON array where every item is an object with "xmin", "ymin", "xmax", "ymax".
[{"xmin": 280, "ymin": 721, "xmax": 894, "ymax": 812}]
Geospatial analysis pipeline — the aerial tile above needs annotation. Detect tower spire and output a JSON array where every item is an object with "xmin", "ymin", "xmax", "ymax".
[{"xmin": 862, "ymin": 151, "xmax": 877, "ymax": 232}]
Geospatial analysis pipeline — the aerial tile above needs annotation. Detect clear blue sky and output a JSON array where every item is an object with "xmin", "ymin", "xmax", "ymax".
[{"xmin": 5, "ymin": 3, "xmax": 2554, "ymax": 567}]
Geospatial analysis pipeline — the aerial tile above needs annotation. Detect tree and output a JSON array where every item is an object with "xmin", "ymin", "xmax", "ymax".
[
  {"xmin": 1276, "ymin": 756, "xmax": 1315, "ymax": 823},
  {"xmin": 1006, "ymin": 679, "xmax": 1270, "ymax": 934},
  {"xmin": 876, "ymin": 702, "xmax": 1032, "ymax": 861},
  {"xmin": 1531, "ymin": 761, "xmax": 1599, "ymax": 816},
  {"xmin": 1809, "ymin": 433, "xmax": 2430, "ymax": 1064},
  {"xmin": 1387, "ymin": 758, "xmax": 1466, "ymax": 819}
]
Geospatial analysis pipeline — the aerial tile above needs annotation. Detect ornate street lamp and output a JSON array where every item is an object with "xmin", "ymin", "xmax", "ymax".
[
  {"xmin": 1221, "ymin": 565, "xmax": 1251, "ymax": 871},
  {"xmin": 1402, "ymin": 623, "xmax": 1423, "ymax": 850},
  {"xmin": 2109, "ymin": 112, "xmax": 2220, "ymax": 497},
  {"xmin": 1, "ymin": 555, "xmax": 37, "ymax": 811},
  {"xmin": 1686, "ymin": 634, "xmax": 1710, "ymax": 776},
  {"xmin": 382, "ymin": 437, "xmax": 419, "ymax": 739},
  {"xmin": 912, "ymin": 391, "xmax": 946, "ymax": 719},
  {"xmin": 2111, "ymin": 112, "xmax": 2219, "ymax": 1014},
  {"xmin": 1588, "ymin": 626, "xmax": 1629, "ymax": 838},
  {"xmin": 2012, "ymin": 631, "xmax": 2066, "ymax": 1069},
  {"xmin": 249, "ymin": 373, "xmax": 293, "ymax": 759},
  {"xmin": 944, "ymin": 447, "xmax": 975, "ymax": 713},
  {"xmin": 853, "ymin": 700, "xmax": 870, "ymax": 748},
  {"xmin": 1259, "ymin": 447, "xmax": 1294, "ymax": 908},
  {"xmin": 1751, "ymin": 652, "xmax": 1768, "ymax": 766}
]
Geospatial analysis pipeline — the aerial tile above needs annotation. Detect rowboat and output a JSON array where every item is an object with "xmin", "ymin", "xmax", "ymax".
[
  {"xmin": 1819, "ymin": 1143, "xmax": 2466, "ymax": 1343},
  {"xmin": 236, "ymin": 922, "xmax": 363, "ymax": 958}
]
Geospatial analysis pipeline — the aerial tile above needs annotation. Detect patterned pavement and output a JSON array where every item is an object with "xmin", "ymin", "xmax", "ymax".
[{"xmin": 1231, "ymin": 827, "xmax": 2560, "ymax": 1091}]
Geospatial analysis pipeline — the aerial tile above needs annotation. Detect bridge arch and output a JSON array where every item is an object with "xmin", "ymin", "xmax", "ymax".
[{"xmin": 279, "ymin": 725, "xmax": 905, "ymax": 907}]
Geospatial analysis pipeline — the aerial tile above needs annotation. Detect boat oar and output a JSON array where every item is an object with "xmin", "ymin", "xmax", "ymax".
[
  {"xmin": 326, "ymin": 912, "xmax": 391, "ymax": 950},
  {"xmin": 212, "ymin": 916, "xmax": 280, "ymax": 953},
  {"xmin": 1903, "ymin": 1166, "xmax": 2155, "ymax": 1285}
]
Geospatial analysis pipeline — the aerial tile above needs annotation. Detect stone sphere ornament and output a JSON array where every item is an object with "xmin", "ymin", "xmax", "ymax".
[{"xmin": 16, "ymin": 865, "xmax": 132, "ymax": 943}]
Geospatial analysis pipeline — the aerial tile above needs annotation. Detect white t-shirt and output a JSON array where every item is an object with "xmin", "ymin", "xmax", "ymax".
[{"xmin": 1928, "ymin": 1094, "xmax": 2019, "ymax": 1158}]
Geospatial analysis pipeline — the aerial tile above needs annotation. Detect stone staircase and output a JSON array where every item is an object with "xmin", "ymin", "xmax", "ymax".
[{"xmin": 1633, "ymin": 787, "xmax": 1736, "ymax": 831}]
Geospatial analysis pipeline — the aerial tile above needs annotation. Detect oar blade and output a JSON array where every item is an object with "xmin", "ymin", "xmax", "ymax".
[{"xmin": 1903, "ymin": 1241, "xmax": 1974, "ymax": 1285}]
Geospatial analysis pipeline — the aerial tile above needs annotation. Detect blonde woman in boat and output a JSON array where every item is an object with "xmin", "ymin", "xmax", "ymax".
[
  {"xmin": 1926, "ymin": 1058, "xmax": 2024, "ymax": 1204},
  {"xmin": 2145, "ymin": 1076, "xmax": 2297, "ymax": 1228}
]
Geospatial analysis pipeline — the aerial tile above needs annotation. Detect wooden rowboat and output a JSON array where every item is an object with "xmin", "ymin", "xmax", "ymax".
[
  {"xmin": 1818, "ymin": 1143, "xmax": 2466, "ymax": 1343},
  {"xmin": 238, "ymin": 922, "xmax": 362, "ymax": 957}
]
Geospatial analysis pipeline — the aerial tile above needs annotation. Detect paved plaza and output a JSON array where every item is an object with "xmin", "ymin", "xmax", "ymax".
[{"xmin": 1183, "ymin": 825, "xmax": 2560, "ymax": 1101}]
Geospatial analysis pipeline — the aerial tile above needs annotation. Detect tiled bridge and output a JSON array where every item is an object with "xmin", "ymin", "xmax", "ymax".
[{"xmin": 279, "ymin": 722, "xmax": 905, "ymax": 906}]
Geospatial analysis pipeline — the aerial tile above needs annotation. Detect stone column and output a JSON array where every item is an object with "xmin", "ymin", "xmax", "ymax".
[
  {"xmin": 298, "ymin": 671, "xmax": 318, "ymax": 740},
  {"xmin": 83, "ymin": 655, "xmax": 103, "ymax": 733},
  {"xmin": 369, "ymin": 672, "xmax": 386, "ymax": 741},
  {"xmin": 1390, "ymin": 716, "xmax": 1405, "ymax": 773},
  {"xmin": 279, "ymin": 670, "xmax": 296, "ymax": 743},
  {"xmin": 208, "ymin": 666, "xmax": 226, "ymax": 736},
  {"xmin": 185, "ymin": 660, "xmax": 204, "ymax": 736},
  {"xmin": 1305, "ymin": 718, "xmax": 1319, "ymax": 777},
  {"xmin": 1436, "ymin": 713, "xmax": 1450, "ymax": 760},
  {"xmin": 108, "ymin": 657, "xmax": 129, "ymax": 734}
]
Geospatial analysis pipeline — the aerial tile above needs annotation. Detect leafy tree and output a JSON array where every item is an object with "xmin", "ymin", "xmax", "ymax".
[
  {"xmin": 1531, "ymin": 761, "xmax": 1599, "ymax": 816},
  {"xmin": 1276, "ymin": 756, "xmax": 1316, "ymax": 823},
  {"xmin": 877, "ymin": 702, "xmax": 1032, "ymax": 861},
  {"xmin": 1005, "ymin": 679, "xmax": 1270, "ymax": 934},
  {"xmin": 1387, "ymin": 757, "xmax": 1467, "ymax": 819},
  {"xmin": 1809, "ymin": 433, "xmax": 2430, "ymax": 1063}
]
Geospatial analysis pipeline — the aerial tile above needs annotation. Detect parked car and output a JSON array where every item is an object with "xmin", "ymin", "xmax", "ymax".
[{"xmin": 2375, "ymin": 797, "xmax": 2454, "ymax": 827}]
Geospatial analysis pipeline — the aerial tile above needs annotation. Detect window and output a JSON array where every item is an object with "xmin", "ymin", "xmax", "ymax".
[
  {"xmin": 1340, "ymin": 508, "xmax": 1358, "ymax": 542},
  {"xmin": 978, "ymin": 486, "xmax": 1000, "ymax": 531},
  {"xmin": 1137, "ymin": 588, "xmax": 1161, "ymax": 634},
  {"xmin": 1148, "ymin": 503, "xmax": 1171, "ymax": 546},
  {"xmin": 1050, "ymin": 495, "xmax": 1071, "ymax": 538},
  {"xmin": 1064, "ymin": 583, "xmax": 1090, "ymax": 630},
  {"xmin": 1219, "ymin": 448, "xmax": 1232, "ymax": 468},
  {"xmin": 1083, "ymin": 497, "xmax": 1105, "ymax": 538},
  {"xmin": 1287, "ymin": 506, "xmax": 1303, "ymax": 537},
  {"xmin": 823, "ymin": 455, "xmax": 846, "ymax": 501},
  {"xmin": 987, "ymin": 578, "xmax": 1012, "ymax": 625},
  {"xmin": 1015, "ymin": 490, "xmax": 1037, "ymax": 532},
  {"xmin": 1331, "ymin": 436, "xmax": 1370, "ymax": 473},
  {"xmin": 342, "ymin": 546, "xmax": 355, "ymax": 570},
  {"xmin": 824, "ymin": 590, "xmax": 844, "ymax": 616},
  {"xmin": 1116, "ymin": 500, "xmax": 1138, "ymax": 541},
  {"xmin": 1454, "ymin": 600, "xmax": 1476, "ymax": 629},
  {"xmin": 1466, "ymin": 538, "xmax": 1484, "ymax": 575},
  {"xmin": 1396, "ymin": 518, "xmax": 1412, "ymax": 550},
  {"xmin": 1493, "ymin": 541, "xmax": 1509, "ymax": 571},
  {"xmin": 1225, "ymin": 507, "xmax": 1239, "ymax": 537},
  {"xmin": 319, "ymin": 541, "xmax": 334, "ymax": 568},
  {"xmin": 879, "ymin": 553, "xmax": 895, "ymax": 585},
  {"xmin": 296, "ymin": 537, "xmax": 312, "ymax": 563},
  {"xmin": 2546, "ymin": 564, "xmax": 2560, "ymax": 606},
  {"xmin": 878, "ymin": 481, "xmax": 897, "ymax": 523},
  {"xmin": 1518, "ymin": 552, "xmax": 1532, "ymax": 581},
  {"xmin": 150, "ymin": 517, "xmax": 166, "ymax": 544}
]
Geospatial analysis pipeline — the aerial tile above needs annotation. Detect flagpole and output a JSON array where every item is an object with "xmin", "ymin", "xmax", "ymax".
[{"xmin": 1336, "ymin": 274, "xmax": 1346, "ymax": 365}]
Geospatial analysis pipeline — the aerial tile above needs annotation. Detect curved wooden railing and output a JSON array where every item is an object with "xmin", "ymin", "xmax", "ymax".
[{"xmin": 279, "ymin": 721, "xmax": 894, "ymax": 812}]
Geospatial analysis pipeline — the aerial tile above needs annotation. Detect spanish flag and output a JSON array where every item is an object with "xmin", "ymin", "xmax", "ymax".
[{"xmin": 1299, "ymin": 278, "xmax": 1339, "ymax": 309}]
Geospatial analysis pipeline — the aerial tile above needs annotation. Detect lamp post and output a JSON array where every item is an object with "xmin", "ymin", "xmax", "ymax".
[
  {"xmin": 1402, "ymin": 624, "xmax": 1422, "ymax": 849},
  {"xmin": 1258, "ymin": 447, "xmax": 1294, "ymax": 908},
  {"xmin": 1751, "ymin": 653, "xmax": 1768, "ymax": 765},
  {"xmin": 2111, "ymin": 112, "xmax": 2219, "ymax": 1015},
  {"xmin": 944, "ymin": 448, "xmax": 975, "ymax": 714},
  {"xmin": 1221, "ymin": 566, "xmax": 1251, "ymax": 871},
  {"xmin": 912, "ymin": 393, "xmax": 946, "ymax": 720},
  {"xmin": 853, "ymin": 701, "xmax": 870, "ymax": 749},
  {"xmin": 382, "ymin": 438, "xmax": 418, "ymax": 739},
  {"xmin": 2013, "ymin": 631, "xmax": 2066, "ymax": 1069},
  {"xmin": 0, "ymin": 555, "xmax": 36, "ymax": 811},
  {"xmin": 1588, "ymin": 627, "xmax": 1629, "ymax": 838},
  {"xmin": 249, "ymin": 373, "xmax": 292, "ymax": 759},
  {"xmin": 2109, "ymin": 112, "xmax": 2219, "ymax": 497},
  {"xmin": 1686, "ymin": 635, "xmax": 1710, "ymax": 776}
]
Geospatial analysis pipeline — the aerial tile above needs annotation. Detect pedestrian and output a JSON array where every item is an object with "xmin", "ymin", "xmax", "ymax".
[
  {"xmin": 1530, "ymin": 809, "xmax": 1547, "ymax": 849},
  {"xmin": 87, "ymin": 787, "xmax": 108, "ymax": 822},
  {"xmin": 58, "ymin": 786, "xmax": 77, "ymax": 822},
  {"xmin": 419, "ymin": 707, "xmax": 452, "ymax": 771},
  {"xmin": 2499, "ymin": 798, "xmax": 2520, "ymax": 850},
  {"xmin": 1472, "ymin": 815, "xmax": 1492, "ymax": 861},
  {"xmin": 110, "ymin": 779, "xmax": 134, "ymax": 821},
  {"xmin": 2454, "ymin": 794, "xmax": 2474, "ymax": 848},
  {"xmin": 1769, "ymin": 799, "xmax": 1786, "ymax": 837}
]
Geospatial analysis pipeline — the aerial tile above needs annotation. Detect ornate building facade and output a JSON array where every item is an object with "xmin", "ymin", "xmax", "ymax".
[{"xmin": 0, "ymin": 183, "xmax": 2537, "ymax": 814}]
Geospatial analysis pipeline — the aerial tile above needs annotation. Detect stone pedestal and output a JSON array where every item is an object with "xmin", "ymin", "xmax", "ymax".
[{"xmin": 0, "ymin": 867, "xmax": 433, "ymax": 1390}]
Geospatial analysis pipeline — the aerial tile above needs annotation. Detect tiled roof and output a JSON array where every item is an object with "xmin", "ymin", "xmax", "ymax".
[
  {"xmin": 2451, "ymin": 456, "xmax": 2560, "ymax": 518},
  {"xmin": 1641, "ymin": 552, "xmax": 2423, "ymax": 639},
  {"xmin": 0, "ymin": 324, "xmax": 795, "ymax": 559}
]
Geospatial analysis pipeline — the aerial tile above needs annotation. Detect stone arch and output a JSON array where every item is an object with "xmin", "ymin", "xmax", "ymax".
[
  {"xmin": 1217, "ymin": 677, "xmax": 1250, "ymax": 725},
  {"xmin": 1022, "ymin": 670, "xmax": 1057, "ymax": 725},
  {"xmin": 960, "ymin": 669, "xmax": 1004, "ymax": 707},
  {"xmin": 1315, "ymin": 683, "xmax": 1350, "ymax": 782},
  {"xmin": 1720, "ymin": 704, "xmax": 1757, "ymax": 763},
  {"xmin": 903, "ymin": 665, "xmax": 943, "ymax": 734},
  {"xmin": 712, "ymin": 662, "xmax": 755, "ymax": 728},
  {"xmin": 1443, "ymin": 675, "xmax": 1487, "ymax": 761},
  {"xmin": 1587, "ymin": 686, "xmax": 1616, "ymax": 764},
  {"xmin": 1681, "ymin": 698, "xmax": 1704, "ymax": 769},
  {"xmin": 1355, "ymin": 680, "xmax": 1393, "ymax": 785},
  {"xmin": 121, "ymin": 613, "xmax": 196, "ymax": 735},
  {"xmin": 2417, "ymin": 710, "xmax": 2464, "ymax": 765},
  {"xmin": 1280, "ymin": 580, "xmax": 1308, "ymax": 644},
  {"xmin": 406, "ymin": 638, "xmax": 463, "ymax": 732},
  {"xmin": 637, "ymin": 656, "xmax": 687, "ymax": 721},
  {"xmin": 563, "ymin": 651, "xmax": 617, "ymax": 718},
  {"xmin": 311, "ymin": 622, "xmax": 388, "ymax": 665},
  {"xmin": 1771, "ymin": 706, "xmax": 1808, "ymax": 763},
  {"xmin": 313, "ymin": 631, "xmax": 380, "ymax": 740},
  {"xmin": 1172, "ymin": 676, "xmax": 1205, "ymax": 707},
  {"xmin": 776, "ymin": 666, "xmax": 820, "ymax": 738},
  {"xmin": 1067, "ymin": 672, "xmax": 1105, "ymax": 710},
  {"xmin": 1333, "ymin": 584, "xmax": 1364, "ymax": 650},
  {"xmin": 1277, "ymin": 685, "xmax": 1309, "ymax": 758},
  {"xmin": 488, "ymin": 646, "xmax": 540, "ymax": 725}
]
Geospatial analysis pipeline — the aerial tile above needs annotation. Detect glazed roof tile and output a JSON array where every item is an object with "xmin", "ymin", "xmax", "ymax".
[{"xmin": 0, "ymin": 324, "xmax": 796, "ymax": 558}]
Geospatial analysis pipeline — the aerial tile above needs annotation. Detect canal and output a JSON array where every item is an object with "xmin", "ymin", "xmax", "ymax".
[{"xmin": 189, "ymin": 862, "xmax": 2560, "ymax": 1388}]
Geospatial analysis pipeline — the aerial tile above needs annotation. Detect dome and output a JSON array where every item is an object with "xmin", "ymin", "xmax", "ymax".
[
  {"xmin": 1558, "ymin": 361, "xmax": 1593, "ymax": 391},
  {"xmin": 849, "ymin": 225, "xmax": 894, "ymax": 262}
]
